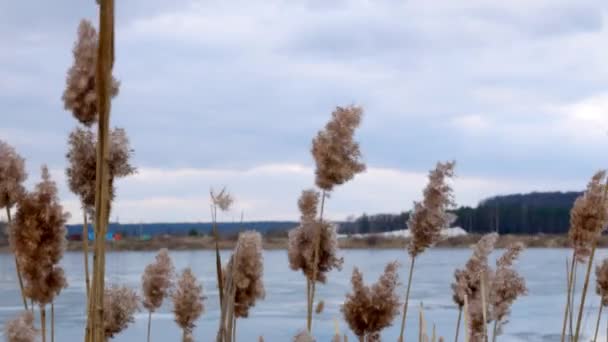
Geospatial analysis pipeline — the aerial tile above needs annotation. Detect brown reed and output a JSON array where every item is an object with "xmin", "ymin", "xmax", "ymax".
[
  {"xmin": 398, "ymin": 161, "xmax": 456, "ymax": 342},
  {"xmin": 142, "ymin": 248, "xmax": 175, "ymax": 342},
  {"xmin": 62, "ymin": 19, "xmax": 119, "ymax": 127},
  {"xmin": 341, "ymin": 261, "xmax": 401, "ymax": 341},
  {"xmin": 210, "ymin": 186, "xmax": 234, "ymax": 312},
  {"xmin": 4, "ymin": 311, "xmax": 37, "ymax": 342},
  {"xmin": 103, "ymin": 285, "xmax": 139, "ymax": 339},
  {"xmin": 172, "ymin": 268, "xmax": 205, "ymax": 341},
  {"xmin": 451, "ymin": 233, "xmax": 498, "ymax": 342},
  {"xmin": 489, "ymin": 243, "xmax": 527, "ymax": 341},
  {"xmin": 8, "ymin": 166, "xmax": 69, "ymax": 342},
  {"xmin": 568, "ymin": 171, "xmax": 608, "ymax": 342},
  {"xmin": 0, "ymin": 140, "xmax": 28, "ymax": 310}
]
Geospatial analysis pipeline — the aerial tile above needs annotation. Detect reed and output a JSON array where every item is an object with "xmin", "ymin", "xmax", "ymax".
[
  {"xmin": 8, "ymin": 166, "xmax": 69, "ymax": 342},
  {"xmin": 0, "ymin": 140, "xmax": 28, "ymax": 310},
  {"xmin": 210, "ymin": 187, "xmax": 234, "ymax": 309},
  {"xmin": 398, "ymin": 161, "xmax": 456, "ymax": 342},
  {"xmin": 142, "ymin": 249, "xmax": 175, "ymax": 342},
  {"xmin": 594, "ymin": 259, "xmax": 608, "ymax": 342},
  {"xmin": 4, "ymin": 311, "xmax": 37, "ymax": 342},
  {"xmin": 102, "ymin": 285, "xmax": 139, "ymax": 340},
  {"xmin": 172, "ymin": 268, "xmax": 205, "ymax": 341},
  {"xmin": 341, "ymin": 261, "xmax": 401, "ymax": 341},
  {"xmin": 567, "ymin": 171, "xmax": 608, "ymax": 342}
]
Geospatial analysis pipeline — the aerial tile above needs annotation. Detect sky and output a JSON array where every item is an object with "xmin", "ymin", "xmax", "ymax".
[{"xmin": 2, "ymin": 0, "xmax": 608, "ymax": 224}]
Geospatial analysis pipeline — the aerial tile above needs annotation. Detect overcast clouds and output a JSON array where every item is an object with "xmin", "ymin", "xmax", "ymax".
[{"xmin": 2, "ymin": 0, "xmax": 608, "ymax": 223}]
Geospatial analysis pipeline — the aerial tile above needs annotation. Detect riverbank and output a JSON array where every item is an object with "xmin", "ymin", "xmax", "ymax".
[{"xmin": 1, "ymin": 233, "xmax": 603, "ymax": 252}]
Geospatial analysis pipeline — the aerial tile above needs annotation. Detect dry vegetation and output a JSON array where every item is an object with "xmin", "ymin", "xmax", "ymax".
[{"xmin": 2, "ymin": 1, "xmax": 608, "ymax": 342}]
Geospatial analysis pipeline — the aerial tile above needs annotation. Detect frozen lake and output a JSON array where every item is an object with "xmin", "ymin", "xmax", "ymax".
[{"xmin": 0, "ymin": 248, "xmax": 605, "ymax": 341}]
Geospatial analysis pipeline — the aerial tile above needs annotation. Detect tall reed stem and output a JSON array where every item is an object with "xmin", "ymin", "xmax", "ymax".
[
  {"xmin": 574, "ymin": 241, "xmax": 599, "ymax": 342},
  {"xmin": 570, "ymin": 262, "xmax": 578, "ymax": 340},
  {"xmin": 463, "ymin": 295, "xmax": 469, "ymax": 342},
  {"xmin": 594, "ymin": 304, "xmax": 603, "ymax": 342},
  {"xmin": 41, "ymin": 306, "xmax": 46, "ymax": 342},
  {"xmin": 398, "ymin": 256, "xmax": 417, "ymax": 342},
  {"xmin": 147, "ymin": 311, "xmax": 152, "ymax": 342},
  {"xmin": 83, "ymin": 211, "xmax": 90, "ymax": 299},
  {"xmin": 51, "ymin": 302, "xmax": 55, "ymax": 342},
  {"xmin": 455, "ymin": 307, "xmax": 462, "ymax": 342},
  {"xmin": 562, "ymin": 256, "xmax": 575, "ymax": 342},
  {"xmin": 6, "ymin": 207, "xmax": 28, "ymax": 311},
  {"xmin": 307, "ymin": 190, "xmax": 326, "ymax": 332},
  {"xmin": 211, "ymin": 204, "xmax": 224, "ymax": 308}
]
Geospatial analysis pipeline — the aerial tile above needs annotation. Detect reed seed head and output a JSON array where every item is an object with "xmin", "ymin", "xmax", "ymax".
[
  {"xmin": 341, "ymin": 261, "xmax": 401, "ymax": 338},
  {"xmin": 408, "ymin": 161, "xmax": 456, "ymax": 257},
  {"xmin": 298, "ymin": 189, "xmax": 319, "ymax": 226},
  {"xmin": 311, "ymin": 105, "xmax": 366, "ymax": 191},
  {"xmin": 0, "ymin": 140, "xmax": 27, "ymax": 210},
  {"xmin": 62, "ymin": 19, "xmax": 119, "ymax": 126},
  {"xmin": 294, "ymin": 331, "xmax": 316, "ymax": 342},
  {"xmin": 596, "ymin": 258, "xmax": 608, "ymax": 306},
  {"xmin": 142, "ymin": 248, "xmax": 175, "ymax": 312},
  {"xmin": 210, "ymin": 187, "xmax": 234, "ymax": 212},
  {"xmin": 66, "ymin": 126, "xmax": 136, "ymax": 214},
  {"xmin": 569, "ymin": 170, "xmax": 608, "ymax": 263},
  {"xmin": 224, "ymin": 231, "xmax": 265, "ymax": 318},
  {"xmin": 9, "ymin": 166, "xmax": 69, "ymax": 306},
  {"xmin": 489, "ymin": 243, "xmax": 527, "ymax": 334},
  {"xmin": 172, "ymin": 268, "xmax": 205, "ymax": 333},
  {"xmin": 103, "ymin": 285, "xmax": 140, "ymax": 339},
  {"xmin": 4, "ymin": 311, "xmax": 36, "ymax": 342}
]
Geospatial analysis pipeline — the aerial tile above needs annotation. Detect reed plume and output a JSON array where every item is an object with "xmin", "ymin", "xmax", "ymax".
[
  {"xmin": 8, "ymin": 166, "xmax": 69, "ymax": 342},
  {"xmin": 172, "ymin": 268, "xmax": 205, "ymax": 341},
  {"xmin": 142, "ymin": 248, "xmax": 175, "ymax": 342},
  {"xmin": 398, "ymin": 161, "xmax": 456, "ymax": 342},
  {"xmin": 62, "ymin": 19, "xmax": 119, "ymax": 127},
  {"xmin": 568, "ymin": 170, "xmax": 608, "ymax": 342},
  {"xmin": 66, "ymin": 126, "xmax": 136, "ymax": 215},
  {"xmin": 489, "ymin": 243, "xmax": 527, "ymax": 341},
  {"xmin": 103, "ymin": 285, "xmax": 139, "ymax": 339},
  {"xmin": 0, "ymin": 140, "xmax": 28, "ymax": 310},
  {"xmin": 294, "ymin": 331, "xmax": 316, "ymax": 342},
  {"xmin": 452, "ymin": 233, "xmax": 498, "ymax": 342},
  {"xmin": 342, "ymin": 261, "xmax": 401, "ymax": 341},
  {"xmin": 226, "ymin": 231, "xmax": 265, "ymax": 318},
  {"xmin": 4, "ymin": 311, "xmax": 37, "ymax": 342}
]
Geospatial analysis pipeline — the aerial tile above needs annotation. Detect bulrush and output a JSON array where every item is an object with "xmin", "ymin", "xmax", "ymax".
[
  {"xmin": 566, "ymin": 171, "xmax": 608, "ymax": 342},
  {"xmin": 452, "ymin": 233, "xmax": 498, "ymax": 342},
  {"xmin": 62, "ymin": 19, "xmax": 119, "ymax": 126},
  {"xmin": 489, "ymin": 243, "xmax": 527, "ymax": 341},
  {"xmin": 398, "ymin": 161, "xmax": 456, "ymax": 341},
  {"xmin": 103, "ymin": 285, "xmax": 139, "ymax": 339},
  {"xmin": 66, "ymin": 127, "xmax": 136, "ymax": 214},
  {"xmin": 342, "ymin": 261, "xmax": 401, "ymax": 341},
  {"xmin": 4, "ymin": 311, "xmax": 37, "ymax": 342},
  {"xmin": 172, "ymin": 268, "xmax": 205, "ymax": 342},
  {"xmin": 0, "ymin": 140, "xmax": 28, "ymax": 310},
  {"xmin": 9, "ymin": 166, "xmax": 69, "ymax": 342},
  {"xmin": 142, "ymin": 248, "xmax": 175, "ymax": 342}
]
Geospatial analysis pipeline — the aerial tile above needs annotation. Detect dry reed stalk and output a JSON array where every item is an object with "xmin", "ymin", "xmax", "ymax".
[
  {"xmin": 562, "ymin": 257, "xmax": 575, "ymax": 342},
  {"xmin": 89, "ymin": 0, "xmax": 115, "ymax": 339},
  {"xmin": 308, "ymin": 190, "xmax": 326, "ymax": 332},
  {"xmin": 463, "ymin": 295, "xmax": 469, "ymax": 342},
  {"xmin": 173, "ymin": 268, "xmax": 205, "ymax": 341},
  {"xmin": 4, "ymin": 311, "xmax": 37, "ymax": 342},
  {"xmin": 594, "ymin": 305, "xmax": 603, "ymax": 342},
  {"xmin": 210, "ymin": 187, "xmax": 234, "ymax": 310},
  {"xmin": 0, "ymin": 140, "xmax": 28, "ymax": 310},
  {"xmin": 455, "ymin": 307, "xmax": 462, "ymax": 342},
  {"xmin": 399, "ymin": 161, "xmax": 456, "ymax": 342},
  {"xmin": 571, "ymin": 171, "xmax": 608, "ymax": 342},
  {"xmin": 142, "ymin": 248, "xmax": 175, "ymax": 342}
]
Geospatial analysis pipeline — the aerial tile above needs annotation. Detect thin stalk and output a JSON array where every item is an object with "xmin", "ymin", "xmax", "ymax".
[
  {"xmin": 574, "ymin": 240, "xmax": 601, "ymax": 341},
  {"xmin": 463, "ymin": 295, "xmax": 469, "ymax": 342},
  {"xmin": 83, "ymin": 210, "xmax": 90, "ymax": 299},
  {"xmin": 307, "ymin": 190, "xmax": 326, "ymax": 332},
  {"xmin": 41, "ymin": 306, "xmax": 47, "ymax": 342},
  {"xmin": 481, "ymin": 271, "xmax": 488, "ymax": 342},
  {"xmin": 562, "ymin": 256, "xmax": 575, "ymax": 342},
  {"xmin": 570, "ymin": 262, "xmax": 578, "ymax": 341},
  {"xmin": 594, "ymin": 304, "xmax": 603, "ymax": 342},
  {"xmin": 147, "ymin": 311, "xmax": 152, "ymax": 342},
  {"xmin": 6, "ymin": 206, "xmax": 28, "ymax": 311},
  {"xmin": 398, "ymin": 256, "xmax": 417, "ymax": 342},
  {"xmin": 455, "ymin": 307, "xmax": 462, "ymax": 342},
  {"xmin": 51, "ymin": 302, "xmax": 55, "ymax": 342}
]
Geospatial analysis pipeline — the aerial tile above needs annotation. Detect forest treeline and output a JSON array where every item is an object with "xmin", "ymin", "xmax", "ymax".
[{"xmin": 339, "ymin": 191, "xmax": 582, "ymax": 235}]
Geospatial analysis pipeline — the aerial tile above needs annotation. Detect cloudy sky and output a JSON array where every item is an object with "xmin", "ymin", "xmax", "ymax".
[{"xmin": 2, "ymin": 0, "xmax": 608, "ymax": 224}]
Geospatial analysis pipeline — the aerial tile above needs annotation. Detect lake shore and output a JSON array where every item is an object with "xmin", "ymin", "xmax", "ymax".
[{"xmin": 1, "ymin": 233, "xmax": 603, "ymax": 252}]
